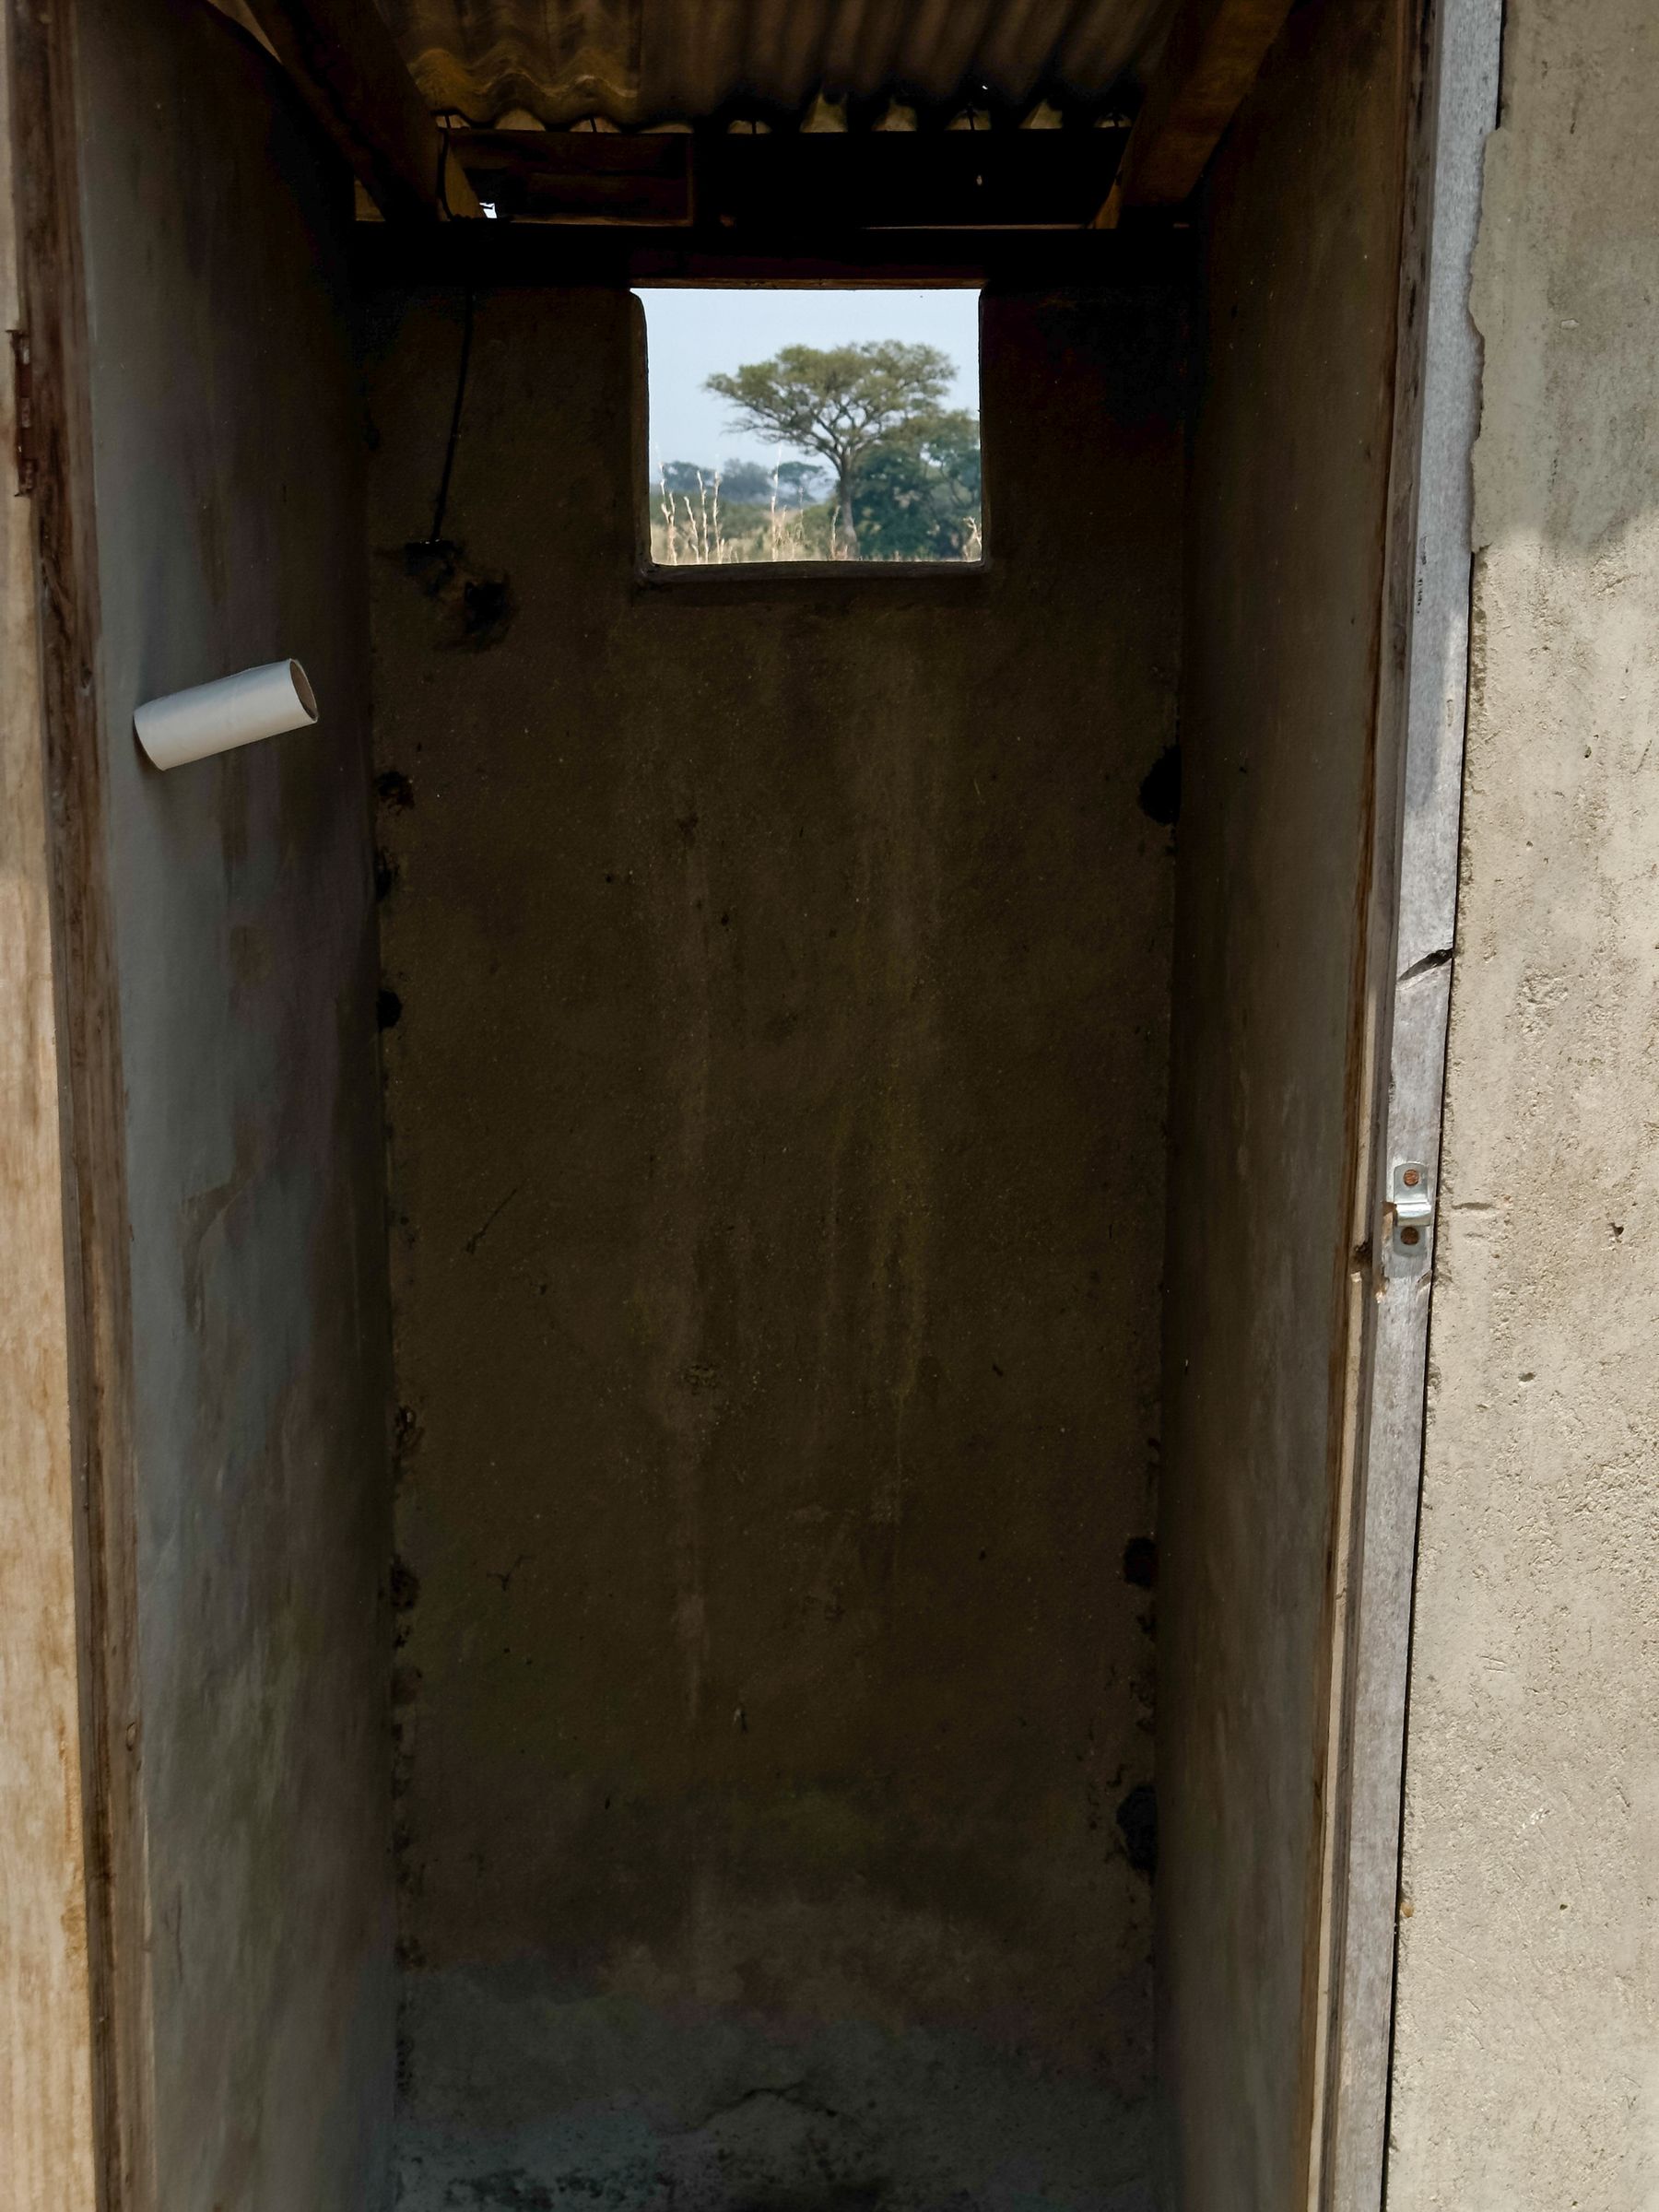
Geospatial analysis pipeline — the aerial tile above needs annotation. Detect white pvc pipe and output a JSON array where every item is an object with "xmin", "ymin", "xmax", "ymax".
[{"xmin": 135, "ymin": 658, "xmax": 318, "ymax": 771}]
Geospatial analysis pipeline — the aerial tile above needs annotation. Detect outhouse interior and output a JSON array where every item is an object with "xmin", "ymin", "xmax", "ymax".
[{"xmin": 35, "ymin": 0, "xmax": 1426, "ymax": 2203}]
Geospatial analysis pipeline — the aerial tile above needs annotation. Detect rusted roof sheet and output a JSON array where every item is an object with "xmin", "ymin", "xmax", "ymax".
[{"xmin": 382, "ymin": 0, "xmax": 1176, "ymax": 130}]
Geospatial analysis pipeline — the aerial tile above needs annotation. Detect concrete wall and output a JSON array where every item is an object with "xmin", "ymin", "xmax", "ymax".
[
  {"xmin": 74, "ymin": 2, "xmax": 394, "ymax": 2204},
  {"xmin": 1158, "ymin": 0, "xmax": 1409, "ymax": 2202},
  {"xmin": 1389, "ymin": 2, "xmax": 1659, "ymax": 2199},
  {"xmin": 367, "ymin": 284, "xmax": 1183, "ymax": 2209}
]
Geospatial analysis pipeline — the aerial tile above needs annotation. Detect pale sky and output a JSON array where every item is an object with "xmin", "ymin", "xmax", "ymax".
[{"xmin": 637, "ymin": 287, "xmax": 982, "ymax": 478}]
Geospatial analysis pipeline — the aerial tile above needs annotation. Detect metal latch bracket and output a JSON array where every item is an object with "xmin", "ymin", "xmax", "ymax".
[{"xmin": 1387, "ymin": 1160, "xmax": 1433, "ymax": 1271}]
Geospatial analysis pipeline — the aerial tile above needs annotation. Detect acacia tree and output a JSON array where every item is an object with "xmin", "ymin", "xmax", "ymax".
[{"xmin": 706, "ymin": 340, "xmax": 955, "ymax": 557}]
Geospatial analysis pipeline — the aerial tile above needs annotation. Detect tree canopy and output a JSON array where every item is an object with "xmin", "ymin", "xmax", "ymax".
[
  {"xmin": 852, "ymin": 410, "xmax": 982, "ymax": 560},
  {"xmin": 707, "ymin": 340, "xmax": 965, "ymax": 557}
]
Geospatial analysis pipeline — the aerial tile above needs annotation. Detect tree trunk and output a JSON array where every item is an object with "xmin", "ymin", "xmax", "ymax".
[{"xmin": 837, "ymin": 465, "xmax": 859, "ymax": 559}]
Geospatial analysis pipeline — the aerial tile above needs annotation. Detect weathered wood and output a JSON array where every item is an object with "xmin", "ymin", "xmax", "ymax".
[
  {"xmin": 6, "ymin": 0, "xmax": 157, "ymax": 2199},
  {"xmin": 454, "ymin": 125, "xmax": 1129, "ymax": 230},
  {"xmin": 354, "ymin": 212, "xmax": 1188, "ymax": 288},
  {"xmin": 456, "ymin": 130, "xmax": 693, "ymax": 224},
  {"xmin": 1097, "ymin": 0, "xmax": 1296, "ymax": 220},
  {"xmin": 0, "ymin": 13, "xmax": 98, "ymax": 2209},
  {"xmin": 240, "ymin": 0, "xmax": 481, "ymax": 220}
]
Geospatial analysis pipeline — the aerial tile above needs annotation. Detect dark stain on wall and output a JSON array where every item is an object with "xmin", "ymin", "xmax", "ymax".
[
  {"xmin": 1123, "ymin": 1535, "xmax": 1159, "ymax": 1588},
  {"xmin": 1137, "ymin": 743, "xmax": 1182, "ymax": 827},
  {"xmin": 1115, "ymin": 1784, "xmax": 1159, "ymax": 1879}
]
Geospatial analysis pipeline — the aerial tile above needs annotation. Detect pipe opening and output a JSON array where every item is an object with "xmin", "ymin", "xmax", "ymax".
[{"xmin": 289, "ymin": 660, "xmax": 318, "ymax": 721}]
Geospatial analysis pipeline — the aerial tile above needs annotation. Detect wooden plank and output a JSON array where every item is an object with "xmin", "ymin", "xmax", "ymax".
[
  {"xmin": 453, "ymin": 127, "xmax": 1130, "ymax": 231},
  {"xmin": 0, "ymin": 12, "xmax": 99, "ymax": 2208},
  {"xmin": 6, "ymin": 0, "xmax": 158, "ymax": 2199},
  {"xmin": 705, "ymin": 128, "xmax": 1128, "ymax": 231},
  {"xmin": 240, "ymin": 0, "xmax": 481, "ymax": 220},
  {"xmin": 455, "ymin": 131, "xmax": 693, "ymax": 225},
  {"xmin": 1097, "ymin": 0, "xmax": 1295, "ymax": 220},
  {"xmin": 352, "ymin": 212, "xmax": 1187, "ymax": 289}
]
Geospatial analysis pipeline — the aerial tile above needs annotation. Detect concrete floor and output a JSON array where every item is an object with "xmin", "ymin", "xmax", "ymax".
[{"xmin": 394, "ymin": 1975, "xmax": 1155, "ymax": 2212}]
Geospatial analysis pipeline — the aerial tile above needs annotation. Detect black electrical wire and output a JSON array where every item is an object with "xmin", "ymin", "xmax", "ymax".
[{"xmin": 425, "ymin": 284, "xmax": 475, "ymax": 548}]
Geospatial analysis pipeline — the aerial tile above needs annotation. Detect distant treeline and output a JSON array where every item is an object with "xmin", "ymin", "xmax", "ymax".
[{"xmin": 660, "ymin": 459, "xmax": 825, "ymax": 509}]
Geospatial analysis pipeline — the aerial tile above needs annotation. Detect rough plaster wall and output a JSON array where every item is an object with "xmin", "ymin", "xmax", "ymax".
[
  {"xmin": 367, "ymin": 284, "xmax": 1182, "ymax": 2209},
  {"xmin": 1389, "ymin": 3, "xmax": 1659, "ymax": 2200},
  {"xmin": 1158, "ymin": 0, "xmax": 1407, "ymax": 2202},
  {"xmin": 75, "ymin": 1, "xmax": 394, "ymax": 2204}
]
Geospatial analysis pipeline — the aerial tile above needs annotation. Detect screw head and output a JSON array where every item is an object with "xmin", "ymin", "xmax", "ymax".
[
  {"xmin": 1403, "ymin": 1168, "xmax": 1421, "ymax": 1188},
  {"xmin": 1401, "ymin": 1226, "xmax": 1421, "ymax": 1247}
]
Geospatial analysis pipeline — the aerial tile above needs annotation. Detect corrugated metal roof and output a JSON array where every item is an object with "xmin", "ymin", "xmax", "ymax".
[{"xmin": 383, "ymin": 0, "xmax": 1176, "ymax": 131}]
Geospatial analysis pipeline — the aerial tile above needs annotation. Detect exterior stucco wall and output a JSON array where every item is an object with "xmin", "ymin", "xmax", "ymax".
[
  {"xmin": 367, "ymin": 284, "xmax": 1183, "ymax": 2209},
  {"xmin": 1158, "ymin": 0, "xmax": 1409, "ymax": 2202},
  {"xmin": 1389, "ymin": 2, "xmax": 1659, "ymax": 2200},
  {"xmin": 74, "ymin": 1, "xmax": 394, "ymax": 2204}
]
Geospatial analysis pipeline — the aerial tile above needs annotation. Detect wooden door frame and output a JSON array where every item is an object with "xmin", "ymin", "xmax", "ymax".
[
  {"xmin": 1305, "ymin": 1, "xmax": 1503, "ymax": 2206},
  {"xmin": 3, "ymin": 0, "xmax": 1501, "ymax": 2204},
  {"xmin": 4, "ymin": 0, "xmax": 156, "ymax": 2204},
  {"xmin": 0, "ymin": 4, "xmax": 100, "ymax": 2202}
]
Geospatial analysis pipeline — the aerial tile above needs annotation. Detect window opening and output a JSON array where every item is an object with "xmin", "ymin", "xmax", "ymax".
[{"xmin": 638, "ymin": 287, "xmax": 982, "ymax": 566}]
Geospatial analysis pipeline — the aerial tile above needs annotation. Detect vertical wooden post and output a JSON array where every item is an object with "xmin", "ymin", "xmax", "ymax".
[
  {"xmin": 0, "ymin": 8, "xmax": 99, "ymax": 2206},
  {"xmin": 5, "ymin": 0, "xmax": 156, "ymax": 2202}
]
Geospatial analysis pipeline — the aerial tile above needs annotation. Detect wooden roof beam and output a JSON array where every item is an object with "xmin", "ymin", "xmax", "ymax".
[
  {"xmin": 239, "ymin": 0, "xmax": 481, "ymax": 221},
  {"xmin": 352, "ymin": 218, "xmax": 1194, "ymax": 291},
  {"xmin": 452, "ymin": 127, "xmax": 1133, "ymax": 232},
  {"xmin": 1096, "ymin": 0, "xmax": 1296, "ymax": 222}
]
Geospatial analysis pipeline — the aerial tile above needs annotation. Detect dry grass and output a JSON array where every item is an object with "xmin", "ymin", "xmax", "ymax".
[{"xmin": 653, "ymin": 465, "xmax": 978, "ymax": 566}]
